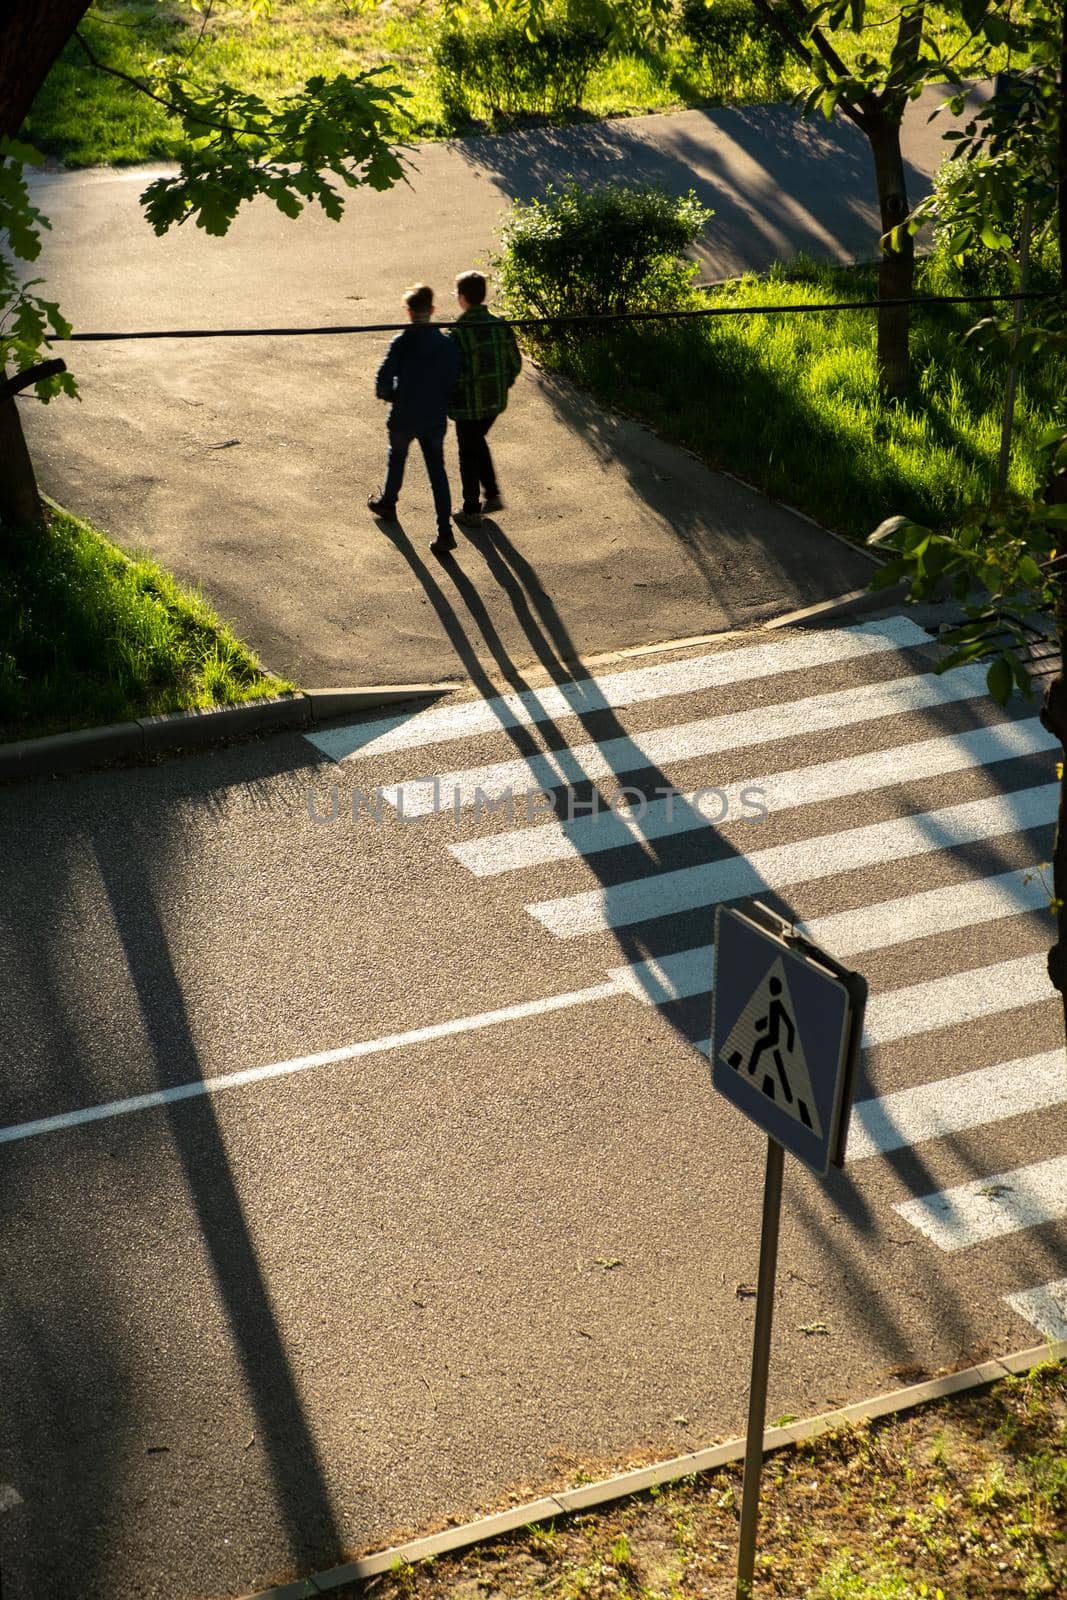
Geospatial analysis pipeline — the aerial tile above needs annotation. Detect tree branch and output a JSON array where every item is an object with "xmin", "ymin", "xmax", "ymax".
[
  {"xmin": 1, "ymin": 358, "xmax": 66, "ymax": 400},
  {"xmin": 750, "ymin": 0, "xmax": 873, "ymax": 132},
  {"xmin": 73, "ymin": 28, "xmax": 260, "ymax": 143},
  {"xmin": 880, "ymin": 0, "xmax": 925, "ymax": 108}
]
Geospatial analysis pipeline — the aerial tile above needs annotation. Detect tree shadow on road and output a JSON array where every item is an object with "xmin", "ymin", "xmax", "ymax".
[
  {"xmin": 0, "ymin": 736, "xmax": 344, "ymax": 1600},
  {"xmin": 89, "ymin": 826, "xmax": 346, "ymax": 1575},
  {"xmin": 447, "ymin": 101, "xmax": 931, "ymax": 279},
  {"xmin": 527, "ymin": 362, "xmax": 875, "ymax": 610}
]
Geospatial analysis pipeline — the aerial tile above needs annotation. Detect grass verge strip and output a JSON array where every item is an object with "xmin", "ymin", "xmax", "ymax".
[{"xmin": 0, "ymin": 502, "xmax": 290, "ymax": 743}]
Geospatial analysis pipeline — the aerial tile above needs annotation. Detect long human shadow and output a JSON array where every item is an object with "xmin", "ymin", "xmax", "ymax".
[
  {"xmin": 446, "ymin": 530, "xmax": 1067, "ymax": 1333},
  {"xmin": 453, "ymin": 526, "xmax": 897, "ymax": 1321},
  {"xmin": 89, "ymin": 826, "xmax": 344, "ymax": 1574},
  {"xmin": 379, "ymin": 517, "xmax": 740, "ymax": 1010},
  {"xmin": 376, "ymin": 514, "xmax": 1064, "ymax": 1375}
]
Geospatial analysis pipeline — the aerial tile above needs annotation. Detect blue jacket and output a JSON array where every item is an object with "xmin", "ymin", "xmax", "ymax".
[{"xmin": 375, "ymin": 323, "xmax": 460, "ymax": 434}]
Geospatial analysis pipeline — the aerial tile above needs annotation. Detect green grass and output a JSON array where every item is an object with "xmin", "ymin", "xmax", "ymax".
[
  {"xmin": 521, "ymin": 253, "xmax": 1065, "ymax": 545},
  {"xmin": 0, "ymin": 505, "xmax": 291, "ymax": 741},
  {"xmin": 24, "ymin": 0, "xmax": 989, "ymax": 168}
]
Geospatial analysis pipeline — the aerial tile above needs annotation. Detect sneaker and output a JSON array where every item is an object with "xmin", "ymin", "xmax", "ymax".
[
  {"xmin": 367, "ymin": 496, "xmax": 398, "ymax": 519},
  {"xmin": 430, "ymin": 533, "xmax": 458, "ymax": 555},
  {"xmin": 481, "ymin": 493, "xmax": 504, "ymax": 514},
  {"xmin": 452, "ymin": 508, "xmax": 484, "ymax": 528}
]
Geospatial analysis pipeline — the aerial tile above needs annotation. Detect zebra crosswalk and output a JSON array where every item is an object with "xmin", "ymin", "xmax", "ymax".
[{"xmin": 312, "ymin": 612, "xmax": 1067, "ymax": 1348}]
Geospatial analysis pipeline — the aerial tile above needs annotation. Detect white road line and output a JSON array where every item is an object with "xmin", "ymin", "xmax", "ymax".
[
  {"xmin": 893, "ymin": 1154, "xmax": 1067, "ymax": 1251},
  {"xmin": 382, "ymin": 664, "xmax": 992, "ymax": 817},
  {"xmin": 696, "ymin": 952, "xmax": 1052, "ymax": 1059},
  {"xmin": 529, "ymin": 784, "xmax": 1057, "ymax": 938},
  {"xmin": 451, "ymin": 721, "xmax": 1056, "ymax": 877},
  {"xmin": 610, "ymin": 947, "xmax": 716, "ymax": 1005},
  {"xmin": 307, "ymin": 615, "xmax": 930, "ymax": 762},
  {"xmin": 1004, "ymin": 1279, "xmax": 1067, "ymax": 1341},
  {"xmin": 606, "ymin": 867, "xmax": 1050, "ymax": 1007},
  {"xmin": 845, "ymin": 1049, "xmax": 1067, "ymax": 1161},
  {"xmin": 0, "ymin": 982, "xmax": 621, "ymax": 1148}
]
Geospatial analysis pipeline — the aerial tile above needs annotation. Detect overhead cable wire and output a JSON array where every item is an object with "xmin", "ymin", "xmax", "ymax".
[{"xmin": 58, "ymin": 288, "xmax": 1059, "ymax": 343}]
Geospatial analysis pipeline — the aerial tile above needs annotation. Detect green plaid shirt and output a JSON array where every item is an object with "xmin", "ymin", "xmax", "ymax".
[{"xmin": 447, "ymin": 306, "xmax": 522, "ymax": 421}]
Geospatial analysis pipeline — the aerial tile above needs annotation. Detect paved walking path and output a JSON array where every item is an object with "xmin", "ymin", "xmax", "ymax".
[{"xmin": 22, "ymin": 88, "xmax": 975, "ymax": 685}]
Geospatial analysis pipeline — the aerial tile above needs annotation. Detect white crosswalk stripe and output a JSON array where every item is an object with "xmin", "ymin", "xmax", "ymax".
[
  {"xmin": 451, "ymin": 721, "xmax": 1056, "ymax": 877},
  {"xmin": 1003, "ymin": 1279, "xmax": 1067, "ymax": 1341},
  {"xmin": 893, "ymin": 1155, "xmax": 1067, "ymax": 1251},
  {"xmin": 845, "ymin": 1050, "xmax": 1067, "ymax": 1161},
  {"xmin": 306, "ymin": 614, "xmax": 930, "ymax": 762},
  {"xmin": 606, "ymin": 867, "xmax": 1051, "ymax": 1006},
  {"xmin": 317, "ymin": 612, "xmax": 1064, "ymax": 1324},
  {"xmin": 381, "ymin": 663, "xmax": 994, "ymax": 817},
  {"xmin": 527, "ymin": 785, "xmax": 1057, "ymax": 938},
  {"xmin": 692, "ymin": 952, "xmax": 1050, "ymax": 1055}
]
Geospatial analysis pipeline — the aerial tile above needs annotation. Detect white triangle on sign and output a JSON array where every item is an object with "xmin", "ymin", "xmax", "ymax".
[{"xmin": 719, "ymin": 956, "xmax": 823, "ymax": 1138}]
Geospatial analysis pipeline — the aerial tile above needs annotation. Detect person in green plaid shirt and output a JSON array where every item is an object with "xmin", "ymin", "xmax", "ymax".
[{"xmin": 447, "ymin": 271, "xmax": 522, "ymax": 527}]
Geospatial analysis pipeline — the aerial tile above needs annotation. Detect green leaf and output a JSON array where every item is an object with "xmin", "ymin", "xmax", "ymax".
[
  {"xmin": 983, "ymin": 13, "xmax": 1012, "ymax": 45},
  {"xmin": 960, "ymin": 0, "xmax": 987, "ymax": 35},
  {"xmin": 979, "ymin": 222, "xmax": 1011, "ymax": 250},
  {"xmin": 987, "ymin": 654, "xmax": 1013, "ymax": 705}
]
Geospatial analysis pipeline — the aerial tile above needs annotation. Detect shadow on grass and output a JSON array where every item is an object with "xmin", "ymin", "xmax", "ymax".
[{"xmin": 530, "ymin": 277, "xmax": 1059, "ymax": 546}]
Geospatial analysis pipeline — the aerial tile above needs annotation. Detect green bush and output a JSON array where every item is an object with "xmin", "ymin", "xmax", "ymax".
[
  {"xmin": 493, "ymin": 182, "xmax": 712, "ymax": 336},
  {"xmin": 681, "ymin": 0, "xmax": 790, "ymax": 98},
  {"xmin": 433, "ymin": 13, "xmax": 609, "ymax": 125},
  {"xmin": 922, "ymin": 154, "xmax": 1061, "ymax": 297}
]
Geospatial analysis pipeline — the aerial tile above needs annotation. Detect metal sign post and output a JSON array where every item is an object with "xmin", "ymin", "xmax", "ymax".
[
  {"xmin": 709, "ymin": 901, "xmax": 867, "ymax": 1600},
  {"xmin": 735, "ymin": 1136, "xmax": 784, "ymax": 1600}
]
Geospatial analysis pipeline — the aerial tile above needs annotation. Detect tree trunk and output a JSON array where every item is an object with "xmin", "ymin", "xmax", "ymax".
[
  {"xmin": 0, "ymin": 0, "xmax": 93, "ymax": 139},
  {"xmin": 0, "ymin": 391, "xmax": 43, "ymax": 531},
  {"xmin": 1038, "ymin": 0, "xmax": 1067, "ymax": 1039},
  {"xmin": 0, "ymin": 2, "xmax": 90, "ymax": 531},
  {"xmin": 868, "ymin": 110, "xmax": 915, "ymax": 399},
  {"xmin": 1039, "ymin": 591, "xmax": 1067, "ymax": 1040}
]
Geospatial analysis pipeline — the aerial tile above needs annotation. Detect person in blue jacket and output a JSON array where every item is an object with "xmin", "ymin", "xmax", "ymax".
[{"xmin": 368, "ymin": 283, "xmax": 461, "ymax": 555}]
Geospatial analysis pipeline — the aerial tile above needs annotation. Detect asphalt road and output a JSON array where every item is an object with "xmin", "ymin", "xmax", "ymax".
[
  {"xmin": 17, "ymin": 88, "xmax": 980, "ymax": 686},
  {"xmin": 1, "ymin": 608, "xmax": 1064, "ymax": 1599}
]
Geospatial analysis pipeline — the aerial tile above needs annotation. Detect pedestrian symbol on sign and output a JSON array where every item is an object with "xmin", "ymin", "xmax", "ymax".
[{"xmin": 719, "ymin": 957, "xmax": 822, "ymax": 1138}]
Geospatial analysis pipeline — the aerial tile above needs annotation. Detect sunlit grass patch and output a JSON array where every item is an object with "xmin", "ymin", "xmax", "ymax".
[
  {"xmin": 0, "ymin": 505, "xmax": 291, "ymax": 740},
  {"xmin": 26, "ymin": 0, "xmax": 995, "ymax": 167},
  {"xmin": 529, "ymin": 256, "xmax": 1063, "ymax": 543}
]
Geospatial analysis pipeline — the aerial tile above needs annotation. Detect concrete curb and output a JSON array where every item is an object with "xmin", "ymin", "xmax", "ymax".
[
  {"xmin": 243, "ymin": 1340, "xmax": 1066, "ymax": 1599},
  {"xmin": 0, "ymin": 684, "xmax": 454, "ymax": 783},
  {"xmin": 763, "ymin": 578, "xmax": 914, "ymax": 630}
]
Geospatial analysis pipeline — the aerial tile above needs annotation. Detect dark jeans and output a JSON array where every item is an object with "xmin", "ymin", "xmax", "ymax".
[
  {"xmin": 455, "ymin": 415, "xmax": 500, "ymax": 513},
  {"xmin": 382, "ymin": 424, "xmax": 452, "ymax": 536}
]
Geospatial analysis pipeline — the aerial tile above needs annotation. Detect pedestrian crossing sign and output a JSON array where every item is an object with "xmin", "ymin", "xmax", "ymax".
[{"xmin": 711, "ymin": 902, "xmax": 867, "ymax": 1174}]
